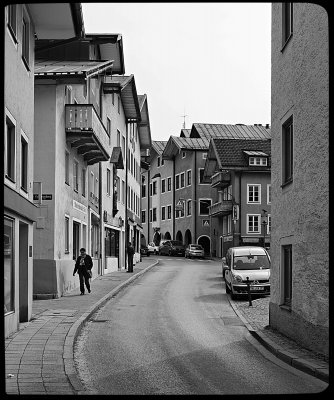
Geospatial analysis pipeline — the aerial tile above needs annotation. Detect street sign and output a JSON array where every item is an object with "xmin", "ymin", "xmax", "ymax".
[{"xmin": 33, "ymin": 194, "xmax": 52, "ymax": 200}]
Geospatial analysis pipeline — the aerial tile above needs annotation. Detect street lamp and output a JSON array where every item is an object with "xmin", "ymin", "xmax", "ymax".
[{"xmin": 261, "ymin": 209, "xmax": 268, "ymax": 248}]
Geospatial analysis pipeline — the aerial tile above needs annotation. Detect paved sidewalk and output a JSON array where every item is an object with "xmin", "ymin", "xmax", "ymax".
[
  {"xmin": 5, "ymin": 257, "xmax": 329, "ymax": 395},
  {"xmin": 229, "ymin": 295, "xmax": 329, "ymax": 383},
  {"xmin": 5, "ymin": 257, "xmax": 159, "ymax": 395}
]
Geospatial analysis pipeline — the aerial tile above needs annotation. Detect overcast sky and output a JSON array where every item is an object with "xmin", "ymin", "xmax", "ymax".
[{"xmin": 82, "ymin": 3, "xmax": 271, "ymax": 141}]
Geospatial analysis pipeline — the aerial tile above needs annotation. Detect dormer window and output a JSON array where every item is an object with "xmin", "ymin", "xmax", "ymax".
[
  {"xmin": 243, "ymin": 150, "xmax": 268, "ymax": 166},
  {"xmin": 249, "ymin": 157, "xmax": 267, "ymax": 166}
]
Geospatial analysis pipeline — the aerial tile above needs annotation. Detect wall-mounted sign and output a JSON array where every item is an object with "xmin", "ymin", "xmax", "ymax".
[
  {"xmin": 33, "ymin": 194, "xmax": 53, "ymax": 200},
  {"xmin": 203, "ymin": 219, "xmax": 210, "ymax": 227},
  {"xmin": 242, "ymin": 237, "xmax": 259, "ymax": 243},
  {"xmin": 223, "ymin": 235, "xmax": 233, "ymax": 242},
  {"xmin": 73, "ymin": 200, "xmax": 87, "ymax": 214}
]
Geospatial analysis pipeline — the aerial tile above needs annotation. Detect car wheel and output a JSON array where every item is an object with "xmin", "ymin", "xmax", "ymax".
[
  {"xmin": 154, "ymin": 250, "xmax": 157, "ymax": 255},
  {"xmin": 225, "ymin": 281, "xmax": 231, "ymax": 294}
]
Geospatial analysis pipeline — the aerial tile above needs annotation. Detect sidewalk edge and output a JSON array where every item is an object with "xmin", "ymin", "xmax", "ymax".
[
  {"xmin": 65, "ymin": 259, "xmax": 159, "ymax": 394},
  {"xmin": 228, "ymin": 298, "xmax": 329, "ymax": 384}
]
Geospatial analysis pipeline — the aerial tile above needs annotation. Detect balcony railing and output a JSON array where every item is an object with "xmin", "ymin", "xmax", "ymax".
[
  {"xmin": 65, "ymin": 104, "xmax": 110, "ymax": 165},
  {"xmin": 209, "ymin": 200, "xmax": 233, "ymax": 217},
  {"xmin": 211, "ymin": 171, "xmax": 231, "ymax": 188}
]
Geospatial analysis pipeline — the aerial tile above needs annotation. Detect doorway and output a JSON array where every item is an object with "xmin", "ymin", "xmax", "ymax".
[
  {"xmin": 73, "ymin": 221, "xmax": 80, "ymax": 260},
  {"xmin": 19, "ymin": 222, "xmax": 28, "ymax": 322},
  {"xmin": 198, "ymin": 235, "xmax": 211, "ymax": 256}
]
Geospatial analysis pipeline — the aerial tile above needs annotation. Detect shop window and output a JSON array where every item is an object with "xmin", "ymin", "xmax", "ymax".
[{"xmin": 4, "ymin": 216, "xmax": 15, "ymax": 314}]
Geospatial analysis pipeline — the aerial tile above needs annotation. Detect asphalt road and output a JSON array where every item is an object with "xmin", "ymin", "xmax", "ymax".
[{"xmin": 74, "ymin": 256, "xmax": 327, "ymax": 395}]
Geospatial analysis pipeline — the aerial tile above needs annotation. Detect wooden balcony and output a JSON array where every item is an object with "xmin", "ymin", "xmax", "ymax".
[
  {"xmin": 65, "ymin": 104, "xmax": 110, "ymax": 165},
  {"xmin": 211, "ymin": 171, "xmax": 231, "ymax": 188},
  {"xmin": 209, "ymin": 200, "xmax": 233, "ymax": 217}
]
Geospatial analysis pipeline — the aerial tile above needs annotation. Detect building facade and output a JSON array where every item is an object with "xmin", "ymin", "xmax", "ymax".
[
  {"xmin": 32, "ymin": 37, "xmax": 151, "ymax": 298},
  {"xmin": 270, "ymin": 3, "xmax": 328, "ymax": 356},
  {"xmin": 4, "ymin": 3, "xmax": 84, "ymax": 337},
  {"xmin": 204, "ymin": 136, "xmax": 271, "ymax": 258}
]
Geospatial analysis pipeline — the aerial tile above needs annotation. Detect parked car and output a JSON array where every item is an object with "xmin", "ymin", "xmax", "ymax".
[
  {"xmin": 159, "ymin": 240, "xmax": 185, "ymax": 256},
  {"xmin": 147, "ymin": 242, "xmax": 159, "ymax": 254},
  {"xmin": 223, "ymin": 246, "xmax": 270, "ymax": 299},
  {"xmin": 140, "ymin": 245, "xmax": 150, "ymax": 257},
  {"xmin": 185, "ymin": 244, "xmax": 204, "ymax": 258}
]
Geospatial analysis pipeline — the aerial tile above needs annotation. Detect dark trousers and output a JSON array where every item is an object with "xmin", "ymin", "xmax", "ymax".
[
  {"xmin": 128, "ymin": 255, "xmax": 134, "ymax": 272},
  {"xmin": 78, "ymin": 270, "xmax": 90, "ymax": 293}
]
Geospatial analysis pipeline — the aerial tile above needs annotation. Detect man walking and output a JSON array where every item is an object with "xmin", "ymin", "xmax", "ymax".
[
  {"xmin": 73, "ymin": 248, "xmax": 93, "ymax": 295},
  {"xmin": 127, "ymin": 242, "xmax": 134, "ymax": 273}
]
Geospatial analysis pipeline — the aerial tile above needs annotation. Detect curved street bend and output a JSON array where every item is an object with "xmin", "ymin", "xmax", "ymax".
[{"xmin": 74, "ymin": 257, "xmax": 327, "ymax": 395}]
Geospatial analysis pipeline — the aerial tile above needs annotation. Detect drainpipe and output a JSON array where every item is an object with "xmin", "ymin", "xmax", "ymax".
[
  {"xmin": 147, "ymin": 168, "xmax": 150, "ymax": 243},
  {"xmin": 194, "ymin": 153, "xmax": 197, "ymax": 242},
  {"xmin": 172, "ymin": 157, "xmax": 175, "ymax": 239},
  {"xmin": 99, "ymin": 161, "xmax": 103, "ymax": 274},
  {"xmin": 125, "ymin": 121, "xmax": 129, "ymax": 269}
]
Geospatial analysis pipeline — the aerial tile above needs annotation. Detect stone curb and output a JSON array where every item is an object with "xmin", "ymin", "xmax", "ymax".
[
  {"xmin": 228, "ymin": 298, "xmax": 329, "ymax": 384},
  {"xmin": 64, "ymin": 259, "xmax": 160, "ymax": 394}
]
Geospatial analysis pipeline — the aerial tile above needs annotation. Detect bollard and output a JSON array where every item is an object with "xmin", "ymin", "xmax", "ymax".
[{"xmin": 246, "ymin": 277, "xmax": 252, "ymax": 306}]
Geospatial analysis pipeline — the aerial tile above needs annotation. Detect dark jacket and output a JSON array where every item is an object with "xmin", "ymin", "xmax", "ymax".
[
  {"xmin": 128, "ymin": 245, "xmax": 135, "ymax": 257},
  {"xmin": 73, "ymin": 254, "xmax": 93, "ymax": 275}
]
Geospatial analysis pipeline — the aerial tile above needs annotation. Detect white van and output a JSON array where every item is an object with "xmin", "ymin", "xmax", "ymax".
[{"xmin": 222, "ymin": 246, "xmax": 270, "ymax": 299}]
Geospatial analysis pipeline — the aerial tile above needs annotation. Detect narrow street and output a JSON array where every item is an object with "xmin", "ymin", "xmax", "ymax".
[{"xmin": 74, "ymin": 257, "xmax": 326, "ymax": 395}]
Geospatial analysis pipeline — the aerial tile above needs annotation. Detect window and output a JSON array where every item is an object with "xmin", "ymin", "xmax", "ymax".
[
  {"xmin": 112, "ymin": 92, "xmax": 114, "ymax": 105},
  {"xmin": 282, "ymin": 3, "xmax": 293, "ymax": 47},
  {"xmin": 82, "ymin": 169, "xmax": 86, "ymax": 197},
  {"xmin": 90, "ymin": 172, "xmax": 94, "ymax": 198},
  {"xmin": 142, "ymin": 183, "xmax": 146, "ymax": 198},
  {"xmin": 199, "ymin": 168, "xmax": 206, "ymax": 184},
  {"xmin": 187, "ymin": 170, "xmax": 192, "ymax": 186},
  {"xmin": 161, "ymin": 159, "xmax": 165, "ymax": 166},
  {"xmin": 157, "ymin": 157, "xmax": 160, "ymax": 167},
  {"xmin": 73, "ymin": 161, "xmax": 79, "ymax": 192},
  {"xmin": 95, "ymin": 177, "xmax": 99, "ymax": 201},
  {"xmin": 105, "ymin": 228, "xmax": 117, "ymax": 257},
  {"xmin": 4, "ymin": 216, "xmax": 15, "ymax": 314},
  {"xmin": 153, "ymin": 181, "xmax": 157, "ymax": 195},
  {"xmin": 182, "ymin": 151, "xmax": 186, "ymax": 158},
  {"xmin": 21, "ymin": 136, "xmax": 28, "ymax": 191},
  {"xmin": 247, "ymin": 184, "xmax": 261, "ymax": 204},
  {"xmin": 65, "ymin": 152, "xmax": 70, "ymax": 185},
  {"xmin": 122, "ymin": 180, "xmax": 125, "ymax": 203},
  {"xmin": 65, "ymin": 85, "xmax": 72, "ymax": 104},
  {"xmin": 117, "ymin": 95, "xmax": 121, "ymax": 114},
  {"xmin": 175, "ymin": 174, "xmax": 180, "ymax": 190},
  {"xmin": 7, "ymin": 5, "xmax": 17, "ymax": 42},
  {"xmin": 5, "ymin": 116, "xmax": 16, "ymax": 182},
  {"xmin": 22, "ymin": 10, "xmax": 30, "ymax": 68},
  {"xmin": 267, "ymin": 184, "xmax": 271, "ymax": 204},
  {"xmin": 167, "ymin": 205, "xmax": 172, "ymax": 219},
  {"xmin": 282, "ymin": 244, "xmax": 292, "ymax": 307},
  {"xmin": 227, "ymin": 215, "xmax": 232, "ymax": 234},
  {"xmin": 161, "ymin": 206, "xmax": 166, "ymax": 220},
  {"xmin": 247, "ymin": 214, "xmax": 261, "ymax": 234},
  {"xmin": 203, "ymin": 152, "xmax": 207, "ymax": 159},
  {"xmin": 180, "ymin": 172, "xmax": 185, "ymax": 188},
  {"xmin": 65, "ymin": 216, "xmax": 69, "ymax": 253},
  {"xmin": 149, "ymin": 183, "xmax": 152, "ymax": 196},
  {"xmin": 267, "ymin": 214, "xmax": 271, "ymax": 234},
  {"xmin": 167, "ymin": 177, "xmax": 172, "ymax": 191},
  {"xmin": 282, "ymin": 116, "xmax": 293, "ymax": 184},
  {"xmin": 122, "ymin": 136, "xmax": 125, "ymax": 156},
  {"xmin": 161, "ymin": 179, "xmax": 166, "ymax": 193},
  {"xmin": 249, "ymin": 157, "xmax": 267, "ymax": 166},
  {"xmin": 187, "ymin": 200, "xmax": 192, "ymax": 216},
  {"xmin": 116, "ymin": 129, "xmax": 120, "ymax": 147},
  {"xmin": 199, "ymin": 199, "xmax": 211, "ymax": 215},
  {"xmin": 149, "ymin": 209, "xmax": 152, "ymax": 222},
  {"xmin": 116, "ymin": 177, "xmax": 120, "ymax": 203},
  {"xmin": 142, "ymin": 210, "xmax": 146, "ymax": 224},
  {"xmin": 153, "ymin": 208, "xmax": 157, "ymax": 222},
  {"xmin": 107, "ymin": 168, "xmax": 111, "ymax": 196}
]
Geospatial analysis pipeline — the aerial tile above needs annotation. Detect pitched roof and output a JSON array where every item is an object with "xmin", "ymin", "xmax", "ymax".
[
  {"xmin": 152, "ymin": 141, "xmax": 167, "ymax": 155},
  {"xmin": 190, "ymin": 123, "xmax": 271, "ymax": 140},
  {"xmin": 35, "ymin": 60, "xmax": 113, "ymax": 77},
  {"xmin": 180, "ymin": 129, "xmax": 191, "ymax": 137},
  {"xmin": 212, "ymin": 138, "xmax": 271, "ymax": 168},
  {"xmin": 162, "ymin": 136, "xmax": 209, "ymax": 159}
]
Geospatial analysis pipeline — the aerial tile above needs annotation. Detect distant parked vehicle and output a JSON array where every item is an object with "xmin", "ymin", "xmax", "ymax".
[
  {"xmin": 147, "ymin": 242, "xmax": 159, "ymax": 254},
  {"xmin": 159, "ymin": 240, "xmax": 185, "ymax": 256},
  {"xmin": 140, "ymin": 245, "xmax": 150, "ymax": 257},
  {"xmin": 185, "ymin": 244, "xmax": 204, "ymax": 259},
  {"xmin": 223, "ymin": 246, "xmax": 271, "ymax": 300}
]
